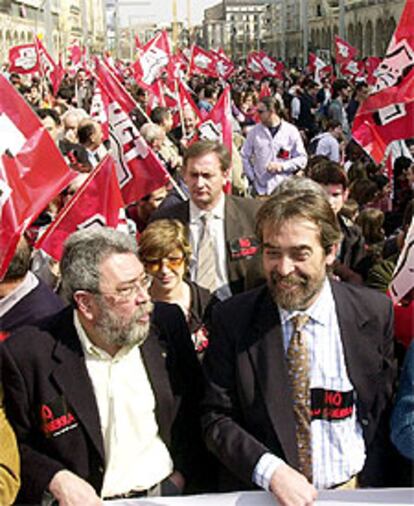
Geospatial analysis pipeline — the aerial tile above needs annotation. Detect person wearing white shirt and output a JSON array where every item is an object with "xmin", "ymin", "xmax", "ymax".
[
  {"xmin": 151, "ymin": 140, "xmax": 263, "ymax": 299},
  {"xmin": 1, "ymin": 228, "xmax": 203, "ymax": 504}
]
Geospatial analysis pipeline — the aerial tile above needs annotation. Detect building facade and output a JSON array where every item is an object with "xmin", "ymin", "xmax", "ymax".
[
  {"xmin": 0, "ymin": 0, "xmax": 106, "ymax": 64},
  {"xmin": 202, "ymin": 0, "xmax": 268, "ymax": 61},
  {"xmin": 203, "ymin": 0, "xmax": 405, "ymax": 64}
]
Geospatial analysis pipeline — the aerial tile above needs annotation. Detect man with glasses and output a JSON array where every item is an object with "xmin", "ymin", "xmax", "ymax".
[
  {"xmin": 241, "ymin": 96, "xmax": 308, "ymax": 196},
  {"xmin": 0, "ymin": 228, "xmax": 203, "ymax": 504}
]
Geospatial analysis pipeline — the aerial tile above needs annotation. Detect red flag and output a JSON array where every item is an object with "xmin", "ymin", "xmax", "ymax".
[
  {"xmin": 90, "ymin": 82, "xmax": 110, "ymax": 141},
  {"xmin": 35, "ymin": 37, "xmax": 57, "ymax": 77},
  {"xmin": 334, "ymin": 36, "xmax": 358, "ymax": 65},
  {"xmin": 69, "ymin": 44, "xmax": 82, "ymax": 65},
  {"xmin": 364, "ymin": 56, "xmax": 381, "ymax": 86},
  {"xmin": 178, "ymin": 79, "xmax": 201, "ymax": 121},
  {"xmin": 108, "ymin": 101, "xmax": 170, "ymax": 204},
  {"xmin": 309, "ymin": 52, "xmax": 330, "ymax": 83},
  {"xmin": 50, "ymin": 54, "xmax": 65, "ymax": 96},
  {"xmin": 133, "ymin": 30, "xmax": 171, "ymax": 88},
  {"xmin": 95, "ymin": 59, "xmax": 169, "ymax": 204},
  {"xmin": 94, "ymin": 57, "xmax": 137, "ymax": 114},
  {"xmin": 36, "ymin": 156, "xmax": 125, "ymax": 261},
  {"xmin": 146, "ymin": 80, "xmax": 166, "ymax": 116},
  {"xmin": 340, "ymin": 59, "xmax": 364, "ymax": 81},
  {"xmin": 135, "ymin": 34, "xmax": 142, "ymax": 51},
  {"xmin": 258, "ymin": 51, "xmax": 284, "ymax": 79},
  {"xmin": 196, "ymin": 86, "xmax": 232, "ymax": 157},
  {"xmin": 246, "ymin": 52, "xmax": 265, "ymax": 79},
  {"xmin": 168, "ymin": 51, "xmax": 188, "ymax": 80},
  {"xmin": 0, "ymin": 75, "xmax": 75, "ymax": 279},
  {"xmin": 8, "ymin": 44, "xmax": 39, "ymax": 74},
  {"xmin": 352, "ymin": 0, "xmax": 414, "ymax": 163},
  {"xmin": 189, "ymin": 45, "xmax": 218, "ymax": 78}
]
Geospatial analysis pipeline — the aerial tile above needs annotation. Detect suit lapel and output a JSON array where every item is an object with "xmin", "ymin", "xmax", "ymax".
[
  {"xmin": 50, "ymin": 311, "xmax": 105, "ymax": 461},
  {"xmin": 247, "ymin": 290, "xmax": 299, "ymax": 467},
  {"xmin": 224, "ymin": 196, "xmax": 244, "ymax": 280},
  {"xmin": 140, "ymin": 325, "xmax": 175, "ymax": 442},
  {"xmin": 331, "ymin": 281, "xmax": 378, "ymax": 411}
]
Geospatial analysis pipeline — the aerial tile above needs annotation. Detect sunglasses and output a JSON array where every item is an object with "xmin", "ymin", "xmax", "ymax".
[
  {"xmin": 257, "ymin": 108, "xmax": 268, "ymax": 114},
  {"xmin": 143, "ymin": 256, "xmax": 185, "ymax": 274}
]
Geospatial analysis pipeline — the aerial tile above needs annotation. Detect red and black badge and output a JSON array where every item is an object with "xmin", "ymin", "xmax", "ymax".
[
  {"xmin": 39, "ymin": 396, "xmax": 78, "ymax": 438},
  {"xmin": 311, "ymin": 388, "xmax": 354, "ymax": 422},
  {"xmin": 228, "ymin": 236, "xmax": 260, "ymax": 260}
]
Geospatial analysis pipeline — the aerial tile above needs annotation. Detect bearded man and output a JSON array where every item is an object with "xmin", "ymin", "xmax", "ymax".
[
  {"xmin": 0, "ymin": 228, "xmax": 203, "ymax": 505},
  {"xmin": 201, "ymin": 178, "xmax": 396, "ymax": 506}
]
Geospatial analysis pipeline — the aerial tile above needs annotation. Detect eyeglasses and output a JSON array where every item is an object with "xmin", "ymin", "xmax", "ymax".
[
  {"xmin": 257, "ymin": 108, "xmax": 268, "ymax": 114},
  {"xmin": 143, "ymin": 256, "xmax": 185, "ymax": 274},
  {"xmin": 94, "ymin": 276, "xmax": 152, "ymax": 302}
]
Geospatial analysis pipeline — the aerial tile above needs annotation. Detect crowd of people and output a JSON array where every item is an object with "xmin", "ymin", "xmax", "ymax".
[{"xmin": 0, "ymin": 58, "xmax": 413, "ymax": 506}]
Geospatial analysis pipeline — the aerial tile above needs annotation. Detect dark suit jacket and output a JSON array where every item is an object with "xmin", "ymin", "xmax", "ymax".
[
  {"xmin": 0, "ymin": 303, "xmax": 203, "ymax": 503},
  {"xmin": 151, "ymin": 195, "xmax": 264, "ymax": 295},
  {"xmin": 201, "ymin": 280, "xmax": 396, "ymax": 490}
]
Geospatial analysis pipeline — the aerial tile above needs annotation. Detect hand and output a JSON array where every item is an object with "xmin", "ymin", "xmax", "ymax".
[
  {"xmin": 267, "ymin": 161, "xmax": 283, "ymax": 173},
  {"xmin": 48, "ymin": 470, "xmax": 103, "ymax": 506},
  {"xmin": 269, "ymin": 463, "xmax": 317, "ymax": 506}
]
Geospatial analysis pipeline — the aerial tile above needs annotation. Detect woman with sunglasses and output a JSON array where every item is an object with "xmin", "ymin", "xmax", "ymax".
[{"xmin": 139, "ymin": 219, "xmax": 216, "ymax": 355}]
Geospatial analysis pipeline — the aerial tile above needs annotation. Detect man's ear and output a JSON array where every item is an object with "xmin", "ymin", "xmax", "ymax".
[
  {"xmin": 73, "ymin": 291, "xmax": 95, "ymax": 321},
  {"xmin": 343, "ymin": 188, "xmax": 350, "ymax": 202},
  {"xmin": 325, "ymin": 243, "xmax": 340, "ymax": 266}
]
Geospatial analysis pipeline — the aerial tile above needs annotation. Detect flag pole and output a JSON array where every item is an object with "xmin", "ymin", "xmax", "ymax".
[{"xmin": 175, "ymin": 78, "xmax": 187, "ymax": 139}]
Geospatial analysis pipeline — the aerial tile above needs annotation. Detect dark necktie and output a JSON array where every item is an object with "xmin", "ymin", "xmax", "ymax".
[{"xmin": 287, "ymin": 314, "xmax": 312, "ymax": 482}]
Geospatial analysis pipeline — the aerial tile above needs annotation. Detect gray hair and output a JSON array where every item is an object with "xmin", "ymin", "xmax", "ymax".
[
  {"xmin": 60, "ymin": 227, "xmax": 138, "ymax": 304},
  {"xmin": 140, "ymin": 123, "xmax": 165, "ymax": 144},
  {"xmin": 271, "ymin": 176, "xmax": 328, "ymax": 198}
]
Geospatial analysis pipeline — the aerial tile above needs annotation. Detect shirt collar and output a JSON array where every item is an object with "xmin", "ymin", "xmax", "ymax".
[
  {"xmin": 189, "ymin": 193, "xmax": 225, "ymax": 224},
  {"xmin": 278, "ymin": 277, "xmax": 332, "ymax": 327}
]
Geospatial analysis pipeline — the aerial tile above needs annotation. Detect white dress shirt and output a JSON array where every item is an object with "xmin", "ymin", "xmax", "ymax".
[
  {"xmin": 188, "ymin": 194, "xmax": 231, "ymax": 299},
  {"xmin": 74, "ymin": 312, "xmax": 173, "ymax": 498}
]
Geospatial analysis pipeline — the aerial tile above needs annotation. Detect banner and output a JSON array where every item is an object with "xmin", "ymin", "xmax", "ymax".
[
  {"xmin": 0, "ymin": 75, "xmax": 75, "ymax": 279},
  {"xmin": 9, "ymin": 44, "xmax": 39, "ymax": 74},
  {"xmin": 36, "ymin": 156, "xmax": 125, "ymax": 261},
  {"xmin": 352, "ymin": 0, "xmax": 414, "ymax": 163}
]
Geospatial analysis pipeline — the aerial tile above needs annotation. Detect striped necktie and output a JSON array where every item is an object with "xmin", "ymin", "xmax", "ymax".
[
  {"xmin": 196, "ymin": 212, "xmax": 218, "ymax": 293},
  {"xmin": 287, "ymin": 314, "xmax": 312, "ymax": 482}
]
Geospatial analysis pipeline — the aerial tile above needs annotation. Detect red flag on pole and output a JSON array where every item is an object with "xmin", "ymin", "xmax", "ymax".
[
  {"xmin": 94, "ymin": 59, "xmax": 170, "ymax": 204},
  {"xmin": 8, "ymin": 44, "xmax": 40, "ymax": 74},
  {"xmin": 352, "ymin": 0, "xmax": 414, "ymax": 163},
  {"xmin": 0, "ymin": 75, "xmax": 75, "ymax": 279},
  {"xmin": 246, "ymin": 52, "xmax": 265, "ymax": 79},
  {"xmin": 196, "ymin": 86, "xmax": 233, "ymax": 157},
  {"xmin": 258, "ymin": 51, "xmax": 284, "ymax": 79},
  {"xmin": 94, "ymin": 57, "xmax": 137, "ymax": 114},
  {"xmin": 215, "ymin": 50, "xmax": 235, "ymax": 80},
  {"xmin": 189, "ymin": 45, "xmax": 218, "ymax": 78},
  {"xmin": 334, "ymin": 36, "xmax": 358, "ymax": 65},
  {"xmin": 36, "ymin": 156, "xmax": 126, "ymax": 261},
  {"xmin": 132, "ymin": 30, "xmax": 171, "ymax": 88}
]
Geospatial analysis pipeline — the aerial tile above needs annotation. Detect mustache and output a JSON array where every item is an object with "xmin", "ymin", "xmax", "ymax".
[
  {"xmin": 271, "ymin": 272, "xmax": 308, "ymax": 286},
  {"xmin": 133, "ymin": 301, "xmax": 154, "ymax": 322}
]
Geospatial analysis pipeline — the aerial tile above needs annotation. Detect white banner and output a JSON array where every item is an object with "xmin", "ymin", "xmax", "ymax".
[{"xmin": 106, "ymin": 488, "xmax": 414, "ymax": 505}]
